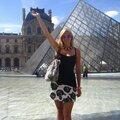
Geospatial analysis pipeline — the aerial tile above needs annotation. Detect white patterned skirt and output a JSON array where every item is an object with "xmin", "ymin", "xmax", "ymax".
[{"xmin": 50, "ymin": 82, "xmax": 77, "ymax": 103}]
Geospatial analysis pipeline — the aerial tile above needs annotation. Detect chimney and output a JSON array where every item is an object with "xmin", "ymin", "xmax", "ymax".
[
  {"xmin": 22, "ymin": 8, "xmax": 26, "ymax": 22},
  {"xmin": 48, "ymin": 9, "xmax": 52, "ymax": 19}
]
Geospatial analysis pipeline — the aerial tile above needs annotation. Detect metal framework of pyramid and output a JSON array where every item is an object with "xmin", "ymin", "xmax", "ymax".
[
  {"xmin": 23, "ymin": 0, "xmax": 120, "ymax": 74},
  {"xmin": 71, "ymin": 0, "xmax": 120, "ymax": 72}
]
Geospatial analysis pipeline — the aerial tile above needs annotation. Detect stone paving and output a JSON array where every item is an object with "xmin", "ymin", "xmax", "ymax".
[{"xmin": 0, "ymin": 74, "xmax": 120, "ymax": 120}]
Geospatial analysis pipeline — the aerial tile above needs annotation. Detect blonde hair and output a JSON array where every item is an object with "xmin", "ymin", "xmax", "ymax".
[{"xmin": 57, "ymin": 28, "xmax": 73, "ymax": 49}]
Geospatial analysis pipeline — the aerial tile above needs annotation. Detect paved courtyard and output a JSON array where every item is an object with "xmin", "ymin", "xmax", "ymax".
[{"xmin": 0, "ymin": 73, "xmax": 120, "ymax": 120}]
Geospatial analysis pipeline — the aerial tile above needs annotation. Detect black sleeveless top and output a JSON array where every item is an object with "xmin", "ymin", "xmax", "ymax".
[{"xmin": 56, "ymin": 50, "xmax": 76, "ymax": 88}]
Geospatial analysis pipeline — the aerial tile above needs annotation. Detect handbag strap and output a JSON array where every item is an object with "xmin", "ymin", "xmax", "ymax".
[{"xmin": 54, "ymin": 48, "xmax": 61, "ymax": 59}]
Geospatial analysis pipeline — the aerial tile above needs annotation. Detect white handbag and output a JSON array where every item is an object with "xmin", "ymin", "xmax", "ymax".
[{"xmin": 45, "ymin": 59, "xmax": 61, "ymax": 82}]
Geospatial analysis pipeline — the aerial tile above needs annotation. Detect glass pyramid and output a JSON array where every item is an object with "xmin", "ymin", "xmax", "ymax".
[
  {"xmin": 41, "ymin": 0, "xmax": 120, "ymax": 72},
  {"xmin": 23, "ymin": 0, "xmax": 120, "ymax": 74}
]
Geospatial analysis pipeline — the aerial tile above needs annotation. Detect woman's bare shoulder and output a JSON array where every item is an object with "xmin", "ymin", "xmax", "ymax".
[{"xmin": 75, "ymin": 47, "xmax": 80, "ymax": 53}]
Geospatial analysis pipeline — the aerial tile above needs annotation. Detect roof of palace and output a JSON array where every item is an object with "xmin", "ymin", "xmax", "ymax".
[
  {"xmin": 0, "ymin": 33, "xmax": 18, "ymax": 35},
  {"xmin": 25, "ymin": 7, "xmax": 51, "ymax": 22}
]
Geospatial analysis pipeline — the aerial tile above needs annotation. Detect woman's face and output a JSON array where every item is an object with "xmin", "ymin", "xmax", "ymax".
[{"xmin": 61, "ymin": 31, "xmax": 73, "ymax": 47}]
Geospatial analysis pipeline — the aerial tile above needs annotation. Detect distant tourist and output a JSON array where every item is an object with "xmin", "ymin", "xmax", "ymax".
[
  {"xmin": 83, "ymin": 65, "xmax": 88, "ymax": 78},
  {"xmin": 32, "ymin": 11, "xmax": 82, "ymax": 120}
]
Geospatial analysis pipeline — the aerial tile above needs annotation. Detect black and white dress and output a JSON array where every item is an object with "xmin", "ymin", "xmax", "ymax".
[{"xmin": 50, "ymin": 51, "xmax": 77, "ymax": 103}]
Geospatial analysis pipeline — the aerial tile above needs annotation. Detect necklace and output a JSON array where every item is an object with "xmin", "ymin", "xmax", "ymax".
[
  {"xmin": 64, "ymin": 47, "xmax": 72, "ymax": 51},
  {"xmin": 62, "ymin": 47, "xmax": 73, "ymax": 56}
]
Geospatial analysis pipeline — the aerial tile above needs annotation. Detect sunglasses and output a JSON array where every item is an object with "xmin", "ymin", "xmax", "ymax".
[{"xmin": 62, "ymin": 35, "xmax": 73, "ymax": 39}]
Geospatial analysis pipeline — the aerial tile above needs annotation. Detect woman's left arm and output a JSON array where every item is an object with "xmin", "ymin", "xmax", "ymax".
[{"xmin": 75, "ymin": 48, "xmax": 82, "ymax": 97}]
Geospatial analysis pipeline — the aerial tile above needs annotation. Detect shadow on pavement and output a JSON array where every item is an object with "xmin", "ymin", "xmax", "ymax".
[
  {"xmin": 73, "ymin": 110, "xmax": 120, "ymax": 120},
  {"xmin": 37, "ymin": 110, "xmax": 120, "ymax": 120}
]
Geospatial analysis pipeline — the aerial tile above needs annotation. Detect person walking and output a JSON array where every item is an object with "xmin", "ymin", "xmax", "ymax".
[
  {"xmin": 83, "ymin": 65, "xmax": 88, "ymax": 78},
  {"xmin": 32, "ymin": 11, "xmax": 82, "ymax": 120}
]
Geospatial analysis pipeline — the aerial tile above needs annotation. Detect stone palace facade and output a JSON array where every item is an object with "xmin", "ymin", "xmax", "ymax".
[{"xmin": 0, "ymin": 8, "xmax": 54, "ymax": 71}]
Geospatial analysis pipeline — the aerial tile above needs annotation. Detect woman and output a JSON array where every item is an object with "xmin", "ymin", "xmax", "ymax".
[{"xmin": 32, "ymin": 11, "xmax": 82, "ymax": 120}]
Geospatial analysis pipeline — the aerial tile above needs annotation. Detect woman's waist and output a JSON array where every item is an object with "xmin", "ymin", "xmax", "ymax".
[
  {"xmin": 57, "ymin": 79, "xmax": 76, "ymax": 88},
  {"xmin": 59, "ymin": 70, "xmax": 75, "ymax": 74},
  {"xmin": 58, "ymin": 74, "xmax": 76, "ymax": 83}
]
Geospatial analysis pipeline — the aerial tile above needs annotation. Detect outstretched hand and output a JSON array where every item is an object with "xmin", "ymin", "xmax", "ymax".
[{"xmin": 31, "ymin": 10, "xmax": 39, "ymax": 17}]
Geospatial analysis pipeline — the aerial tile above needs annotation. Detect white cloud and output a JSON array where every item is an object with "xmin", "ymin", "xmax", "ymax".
[
  {"xmin": 105, "ymin": 10, "xmax": 119, "ymax": 17},
  {"xmin": 4, "ymin": 28, "xmax": 12, "ymax": 32},
  {"xmin": 0, "ymin": 24, "xmax": 21, "ymax": 28},
  {"xmin": 0, "ymin": 23, "xmax": 21, "ymax": 33},
  {"xmin": 52, "ymin": 16, "xmax": 62, "ymax": 28}
]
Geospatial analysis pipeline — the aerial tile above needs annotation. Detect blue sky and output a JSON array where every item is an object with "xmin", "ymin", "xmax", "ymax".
[{"xmin": 0, "ymin": 0, "xmax": 120, "ymax": 33}]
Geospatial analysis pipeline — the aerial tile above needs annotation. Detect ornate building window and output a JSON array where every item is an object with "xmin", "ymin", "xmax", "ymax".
[
  {"xmin": 27, "ymin": 26, "xmax": 32, "ymax": 35},
  {"xmin": 14, "ymin": 58, "xmax": 19, "ymax": 68},
  {"xmin": 6, "ymin": 39, "xmax": 9, "ymax": 43},
  {"xmin": 14, "ymin": 45, "xmax": 18, "ymax": 53},
  {"xmin": 5, "ymin": 58, "xmax": 11, "ymax": 67},
  {"xmin": 5, "ymin": 45, "xmax": 10, "ymax": 53},
  {"xmin": 15, "ymin": 39, "xmax": 17, "ymax": 43},
  {"xmin": 37, "ymin": 27, "xmax": 41, "ymax": 34},
  {"xmin": 28, "ymin": 46, "xmax": 32, "ymax": 53},
  {"xmin": 28, "ymin": 38, "xmax": 32, "ymax": 44}
]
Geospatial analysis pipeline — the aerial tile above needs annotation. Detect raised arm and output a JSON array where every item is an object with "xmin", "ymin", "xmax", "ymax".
[{"xmin": 31, "ymin": 11, "xmax": 59, "ymax": 52}]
